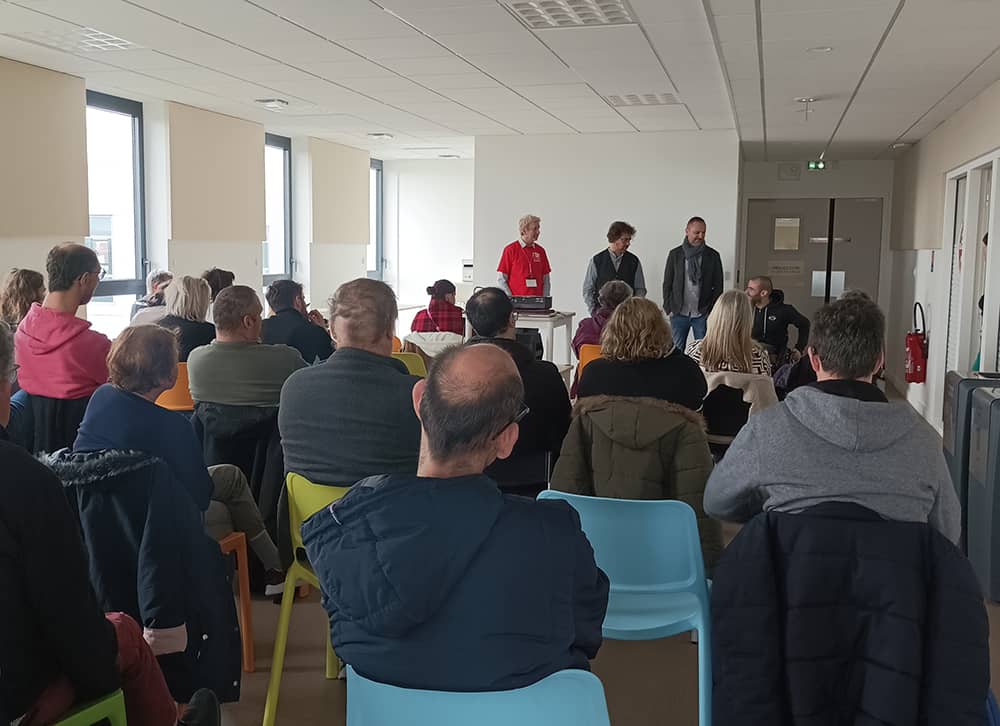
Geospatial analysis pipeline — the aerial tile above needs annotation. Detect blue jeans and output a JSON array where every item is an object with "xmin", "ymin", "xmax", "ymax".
[{"xmin": 670, "ymin": 313, "xmax": 706, "ymax": 352}]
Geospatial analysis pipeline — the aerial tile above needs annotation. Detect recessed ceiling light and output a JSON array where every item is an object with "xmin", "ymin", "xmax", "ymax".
[
  {"xmin": 891, "ymin": 142, "xmax": 910, "ymax": 149},
  {"xmin": 255, "ymin": 98, "xmax": 288, "ymax": 110},
  {"xmin": 438, "ymin": 154, "xmax": 461, "ymax": 159},
  {"xmin": 807, "ymin": 46, "xmax": 834, "ymax": 53},
  {"xmin": 795, "ymin": 97, "xmax": 817, "ymax": 103},
  {"xmin": 367, "ymin": 133, "xmax": 394, "ymax": 141}
]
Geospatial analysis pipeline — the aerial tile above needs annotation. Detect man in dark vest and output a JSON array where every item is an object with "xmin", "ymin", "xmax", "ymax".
[{"xmin": 581, "ymin": 221, "xmax": 646, "ymax": 313}]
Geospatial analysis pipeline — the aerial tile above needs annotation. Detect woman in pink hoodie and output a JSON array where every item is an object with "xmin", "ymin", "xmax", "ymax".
[
  {"xmin": 14, "ymin": 244, "xmax": 111, "ymax": 400},
  {"xmin": 569, "ymin": 280, "xmax": 632, "ymax": 397}
]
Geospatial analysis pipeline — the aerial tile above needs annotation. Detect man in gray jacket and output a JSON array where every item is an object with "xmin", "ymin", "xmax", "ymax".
[
  {"xmin": 704, "ymin": 295, "xmax": 960, "ymax": 544},
  {"xmin": 662, "ymin": 216, "xmax": 724, "ymax": 352}
]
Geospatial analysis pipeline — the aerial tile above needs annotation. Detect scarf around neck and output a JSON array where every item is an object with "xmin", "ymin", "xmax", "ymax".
[{"xmin": 682, "ymin": 239, "xmax": 705, "ymax": 285}]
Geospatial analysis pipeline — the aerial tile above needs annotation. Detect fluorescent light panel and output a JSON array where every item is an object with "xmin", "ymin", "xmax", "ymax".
[{"xmin": 505, "ymin": 0, "xmax": 635, "ymax": 29}]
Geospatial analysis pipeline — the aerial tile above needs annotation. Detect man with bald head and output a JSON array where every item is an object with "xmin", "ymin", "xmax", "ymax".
[{"xmin": 304, "ymin": 344, "xmax": 609, "ymax": 692}]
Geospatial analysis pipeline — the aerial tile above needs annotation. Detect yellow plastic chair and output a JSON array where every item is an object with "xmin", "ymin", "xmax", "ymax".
[
  {"xmin": 262, "ymin": 473, "xmax": 350, "ymax": 726},
  {"xmin": 392, "ymin": 352, "xmax": 428, "ymax": 377},
  {"xmin": 392, "ymin": 335, "xmax": 402, "ymax": 353},
  {"xmin": 55, "ymin": 689, "xmax": 126, "ymax": 726},
  {"xmin": 155, "ymin": 363, "xmax": 194, "ymax": 412}
]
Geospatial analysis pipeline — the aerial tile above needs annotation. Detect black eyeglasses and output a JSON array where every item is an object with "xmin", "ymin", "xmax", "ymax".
[{"xmin": 493, "ymin": 403, "xmax": 530, "ymax": 439}]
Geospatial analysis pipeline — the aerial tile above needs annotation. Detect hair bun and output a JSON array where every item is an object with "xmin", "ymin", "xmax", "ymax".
[{"xmin": 426, "ymin": 285, "xmax": 436, "ymax": 295}]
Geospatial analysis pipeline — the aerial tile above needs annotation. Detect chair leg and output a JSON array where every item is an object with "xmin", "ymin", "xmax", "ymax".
[
  {"xmin": 262, "ymin": 569, "xmax": 300, "ymax": 726},
  {"xmin": 697, "ymin": 621, "xmax": 712, "ymax": 726},
  {"xmin": 324, "ymin": 619, "xmax": 338, "ymax": 680},
  {"xmin": 234, "ymin": 537, "xmax": 255, "ymax": 673}
]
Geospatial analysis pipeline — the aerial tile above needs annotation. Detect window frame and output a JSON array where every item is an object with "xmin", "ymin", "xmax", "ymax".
[
  {"xmin": 263, "ymin": 133, "xmax": 293, "ymax": 286},
  {"xmin": 369, "ymin": 158, "xmax": 384, "ymax": 280},
  {"xmin": 86, "ymin": 90, "xmax": 147, "ymax": 297}
]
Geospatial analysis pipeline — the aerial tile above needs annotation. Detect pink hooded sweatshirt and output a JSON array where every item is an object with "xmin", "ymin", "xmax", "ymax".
[{"xmin": 15, "ymin": 303, "xmax": 111, "ymax": 399}]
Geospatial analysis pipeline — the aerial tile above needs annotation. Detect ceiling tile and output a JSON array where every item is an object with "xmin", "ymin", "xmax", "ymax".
[
  {"xmin": 390, "ymin": 5, "xmax": 524, "ymax": 35},
  {"xmin": 338, "ymin": 34, "xmax": 450, "ymax": 60},
  {"xmin": 618, "ymin": 104, "xmax": 698, "ymax": 131},
  {"xmin": 712, "ymin": 14, "xmax": 756, "ymax": 45},
  {"xmin": 408, "ymin": 72, "xmax": 500, "ymax": 90},
  {"xmin": 383, "ymin": 55, "xmax": 476, "ymax": 75},
  {"xmin": 434, "ymin": 31, "xmax": 541, "ymax": 55}
]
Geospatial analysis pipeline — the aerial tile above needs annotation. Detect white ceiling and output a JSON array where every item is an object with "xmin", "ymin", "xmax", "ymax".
[{"xmin": 0, "ymin": 0, "xmax": 998, "ymax": 160}]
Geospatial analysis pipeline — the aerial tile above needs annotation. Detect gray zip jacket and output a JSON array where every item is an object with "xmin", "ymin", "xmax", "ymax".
[{"xmin": 703, "ymin": 385, "xmax": 961, "ymax": 544}]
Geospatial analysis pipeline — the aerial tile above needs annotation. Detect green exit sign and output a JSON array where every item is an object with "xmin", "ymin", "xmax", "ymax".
[{"xmin": 807, "ymin": 160, "xmax": 827, "ymax": 170}]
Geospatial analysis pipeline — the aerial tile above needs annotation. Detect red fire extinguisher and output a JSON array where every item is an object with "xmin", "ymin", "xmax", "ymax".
[{"xmin": 905, "ymin": 302, "xmax": 928, "ymax": 384}]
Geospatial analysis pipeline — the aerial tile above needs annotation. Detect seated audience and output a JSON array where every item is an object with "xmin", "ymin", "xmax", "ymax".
[
  {"xmin": 746, "ymin": 275, "xmax": 809, "ymax": 362},
  {"xmin": 14, "ymin": 245, "xmax": 109, "ymax": 452},
  {"xmin": 551, "ymin": 392, "xmax": 720, "ymax": 570},
  {"xmin": 466, "ymin": 287, "xmax": 571, "ymax": 465},
  {"xmin": 280, "ymin": 279, "xmax": 421, "ymax": 486},
  {"xmin": 15, "ymin": 244, "xmax": 110, "ymax": 400},
  {"xmin": 158, "ymin": 275, "xmax": 216, "ymax": 362},
  {"xmin": 74, "ymin": 326, "xmax": 285, "ymax": 592},
  {"xmin": 686, "ymin": 289, "xmax": 771, "ymax": 376},
  {"xmin": 202, "ymin": 267, "xmax": 235, "ymax": 321},
  {"xmin": 704, "ymin": 295, "xmax": 961, "ymax": 543},
  {"xmin": 577, "ymin": 297, "xmax": 707, "ymax": 410},
  {"xmin": 410, "ymin": 279, "xmax": 465, "ymax": 335},
  {"xmin": 303, "ymin": 344, "xmax": 609, "ymax": 691},
  {"xmin": 0, "ymin": 374, "xmax": 218, "ymax": 726},
  {"xmin": 262, "ymin": 279, "xmax": 333, "ymax": 363},
  {"xmin": 570, "ymin": 279, "xmax": 632, "ymax": 397},
  {"xmin": 0, "ymin": 267, "xmax": 45, "ymax": 329},
  {"xmin": 130, "ymin": 269, "xmax": 173, "ymax": 326},
  {"xmin": 188, "ymin": 285, "xmax": 305, "ymax": 408}
]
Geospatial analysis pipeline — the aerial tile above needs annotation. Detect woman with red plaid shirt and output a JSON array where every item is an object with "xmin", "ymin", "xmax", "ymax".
[{"xmin": 411, "ymin": 280, "xmax": 465, "ymax": 335}]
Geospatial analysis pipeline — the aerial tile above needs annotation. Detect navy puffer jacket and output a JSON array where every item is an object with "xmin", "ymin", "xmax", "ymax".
[
  {"xmin": 43, "ymin": 449, "xmax": 241, "ymax": 703},
  {"xmin": 711, "ymin": 502, "xmax": 989, "ymax": 726}
]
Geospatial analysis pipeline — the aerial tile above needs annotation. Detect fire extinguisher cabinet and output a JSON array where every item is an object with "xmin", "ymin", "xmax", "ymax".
[
  {"xmin": 943, "ymin": 370, "xmax": 1000, "ymax": 553},
  {"xmin": 966, "ymin": 386, "xmax": 1000, "ymax": 601}
]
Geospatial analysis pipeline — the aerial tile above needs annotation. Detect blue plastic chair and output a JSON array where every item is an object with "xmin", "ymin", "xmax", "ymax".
[
  {"xmin": 537, "ymin": 491, "xmax": 712, "ymax": 726},
  {"xmin": 346, "ymin": 666, "xmax": 610, "ymax": 726}
]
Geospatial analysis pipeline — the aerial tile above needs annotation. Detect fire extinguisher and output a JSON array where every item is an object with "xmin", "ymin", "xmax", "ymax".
[{"xmin": 905, "ymin": 302, "xmax": 928, "ymax": 384}]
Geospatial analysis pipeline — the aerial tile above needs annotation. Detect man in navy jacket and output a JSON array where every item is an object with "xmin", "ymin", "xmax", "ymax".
[{"xmin": 304, "ymin": 343, "xmax": 609, "ymax": 691}]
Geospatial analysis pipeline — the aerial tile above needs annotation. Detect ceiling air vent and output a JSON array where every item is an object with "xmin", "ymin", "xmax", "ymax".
[
  {"xmin": 504, "ymin": 0, "xmax": 636, "ymax": 29},
  {"xmin": 606, "ymin": 93, "xmax": 678, "ymax": 107}
]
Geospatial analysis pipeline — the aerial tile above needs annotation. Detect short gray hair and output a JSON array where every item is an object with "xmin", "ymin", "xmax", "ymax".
[
  {"xmin": 518, "ymin": 214, "xmax": 540, "ymax": 235},
  {"xmin": 597, "ymin": 280, "xmax": 632, "ymax": 310},
  {"xmin": 809, "ymin": 296, "xmax": 885, "ymax": 379},
  {"xmin": 146, "ymin": 268, "xmax": 173, "ymax": 294},
  {"xmin": 165, "ymin": 275, "xmax": 211, "ymax": 322},
  {"xmin": 0, "ymin": 321, "xmax": 13, "ymax": 382}
]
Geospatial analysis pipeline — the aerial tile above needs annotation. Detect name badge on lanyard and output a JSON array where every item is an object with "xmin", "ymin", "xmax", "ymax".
[
  {"xmin": 525, "ymin": 278, "xmax": 538, "ymax": 288},
  {"xmin": 523, "ymin": 245, "xmax": 540, "ymax": 289}
]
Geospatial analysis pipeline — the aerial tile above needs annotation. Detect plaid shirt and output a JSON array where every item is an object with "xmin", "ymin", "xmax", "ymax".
[{"xmin": 411, "ymin": 299, "xmax": 465, "ymax": 335}]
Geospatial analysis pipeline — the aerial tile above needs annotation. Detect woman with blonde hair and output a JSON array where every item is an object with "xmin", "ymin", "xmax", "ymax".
[
  {"xmin": 687, "ymin": 289, "xmax": 771, "ymax": 376},
  {"xmin": 157, "ymin": 275, "xmax": 215, "ymax": 361},
  {"xmin": 0, "ymin": 268, "xmax": 45, "ymax": 329},
  {"xmin": 577, "ymin": 297, "xmax": 707, "ymax": 410}
]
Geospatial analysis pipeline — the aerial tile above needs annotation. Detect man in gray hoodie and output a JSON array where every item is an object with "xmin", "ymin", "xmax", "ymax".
[{"xmin": 704, "ymin": 295, "xmax": 960, "ymax": 544}]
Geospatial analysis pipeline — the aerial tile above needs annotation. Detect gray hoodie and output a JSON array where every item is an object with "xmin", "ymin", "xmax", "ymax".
[{"xmin": 704, "ymin": 385, "xmax": 961, "ymax": 544}]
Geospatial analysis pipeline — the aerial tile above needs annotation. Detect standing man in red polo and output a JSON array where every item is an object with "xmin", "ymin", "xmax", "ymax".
[{"xmin": 497, "ymin": 214, "xmax": 551, "ymax": 297}]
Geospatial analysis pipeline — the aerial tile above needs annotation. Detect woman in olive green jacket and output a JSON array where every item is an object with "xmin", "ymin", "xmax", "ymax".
[{"xmin": 550, "ymin": 394, "xmax": 721, "ymax": 571}]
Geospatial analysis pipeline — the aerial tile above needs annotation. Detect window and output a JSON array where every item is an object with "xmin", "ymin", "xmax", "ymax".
[
  {"xmin": 84, "ymin": 90, "xmax": 146, "ymax": 338},
  {"xmin": 369, "ymin": 159, "xmax": 383, "ymax": 280},
  {"xmin": 263, "ymin": 133, "xmax": 292, "ymax": 284}
]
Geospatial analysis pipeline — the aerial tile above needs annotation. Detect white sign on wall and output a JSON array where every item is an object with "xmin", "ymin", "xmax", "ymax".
[{"xmin": 768, "ymin": 260, "xmax": 804, "ymax": 276}]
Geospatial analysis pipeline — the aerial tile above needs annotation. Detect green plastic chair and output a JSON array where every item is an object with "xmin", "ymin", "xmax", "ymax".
[
  {"xmin": 392, "ymin": 352, "xmax": 428, "ymax": 377},
  {"xmin": 262, "ymin": 473, "xmax": 350, "ymax": 726},
  {"xmin": 54, "ymin": 689, "xmax": 126, "ymax": 726}
]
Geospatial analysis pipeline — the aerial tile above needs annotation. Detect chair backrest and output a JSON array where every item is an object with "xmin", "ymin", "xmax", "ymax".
[
  {"xmin": 392, "ymin": 352, "xmax": 428, "ymax": 377},
  {"xmin": 702, "ymin": 384, "xmax": 751, "ymax": 437},
  {"xmin": 392, "ymin": 335, "xmax": 402, "ymax": 353},
  {"xmin": 286, "ymin": 472, "xmax": 351, "ymax": 554},
  {"xmin": 54, "ymin": 688, "xmax": 126, "ymax": 726},
  {"xmin": 346, "ymin": 666, "xmax": 611, "ymax": 726},
  {"xmin": 156, "ymin": 362, "xmax": 194, "ymax": 412},
  {"xmin": 537, "ymin": 491, "xmax": 707, "ymax": 596},
  {"xmin": 578, "ymin": 344, "xmax": 602, "ymax": 375}
]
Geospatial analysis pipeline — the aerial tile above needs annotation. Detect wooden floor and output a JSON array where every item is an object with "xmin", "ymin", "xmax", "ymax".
[{"xmin": 223, "ymin": 589, "xmax": 1000, "ymax": 726}]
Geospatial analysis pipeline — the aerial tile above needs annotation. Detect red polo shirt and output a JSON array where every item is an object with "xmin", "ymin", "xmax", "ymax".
[{"xmin": 497, "ymin": 241, "xmax": 551, "ymax": 296}]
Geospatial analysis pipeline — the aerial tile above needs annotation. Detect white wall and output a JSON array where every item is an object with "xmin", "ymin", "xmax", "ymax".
[
  {"xmin": 383, "ymin": 159, "xmax": 474, "ymax": 319},
  {"xmin": 473, "ymin": 131, "xmax": 741, "ymax": 329},
  {"xmin": 739, "ymin": 160, "xmax": 895, "ymax": 314},
  {"xmin": 890, "ymin": 75, "xmax": 1000, "ymax": 429}
]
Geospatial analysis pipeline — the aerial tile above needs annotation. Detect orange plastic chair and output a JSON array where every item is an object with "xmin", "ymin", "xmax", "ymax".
[
  {"xmin": 392, "ymin": 336, "xmax": 402, "ymax": 353},
  {"xmin": 578, "ymin": 344, "xmax": 602, "ymax": 377},
  {"xmin": 219, "ymin": 531, "xmax": 254, "ymax": 673},
  {"xmin": 156, "ymin": 362, "xmax": 194, "ymax": 412}
]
